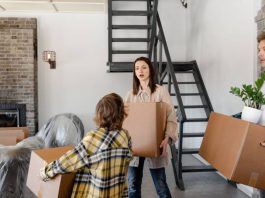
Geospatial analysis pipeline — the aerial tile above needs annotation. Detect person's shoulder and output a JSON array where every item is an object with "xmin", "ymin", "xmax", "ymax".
[
  {"xmin": 155, "ymin": 84, "xmax": 162, "ymax": 89},
  {"xmin": 124, "ymin": 89, "xmax": 134, "ymax": 102},
  {"xmin": 126, "ymin": 89, "xmax": 133, "ymax": 95},
  {"xmin": 155, "ymin": 84, "xmax": 167, "ymax": 92},
  {"xmin": 83, "ymin": 128, "xmax": 104, "ymax": 140}
]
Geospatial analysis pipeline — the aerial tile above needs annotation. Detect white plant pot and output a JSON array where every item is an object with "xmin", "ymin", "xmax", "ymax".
[
  {"xmin": 258, "ymin": 105, "xmax": 265, "ymax": 126},
  {"xmin": 241, "ymin": 106, "xmax": 262, "ymax": 124}
]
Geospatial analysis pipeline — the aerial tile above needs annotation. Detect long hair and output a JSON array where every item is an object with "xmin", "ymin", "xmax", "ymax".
[
  {"xmin": 94, "ymin": 93, "xmax": 127, "ymax": 131},
  {"xmin": 132, "ymin": 57, "xmax": 157, "ymax": 95}
]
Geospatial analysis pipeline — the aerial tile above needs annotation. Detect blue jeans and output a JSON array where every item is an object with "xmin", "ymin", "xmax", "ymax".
[{"xmin": 128, "ymin": 157, "xmax": 172, "ymax": 198}]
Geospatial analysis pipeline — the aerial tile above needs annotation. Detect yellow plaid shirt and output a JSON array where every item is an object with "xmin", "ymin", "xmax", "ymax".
[{"xmin": 44, "ymin": 128, "xmax": 132, "ymax": 198}]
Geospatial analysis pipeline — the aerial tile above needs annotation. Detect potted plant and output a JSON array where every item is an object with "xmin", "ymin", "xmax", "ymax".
[{"xmin": 230, "ymin": 73, "xmax": 265, "ymax": 123}]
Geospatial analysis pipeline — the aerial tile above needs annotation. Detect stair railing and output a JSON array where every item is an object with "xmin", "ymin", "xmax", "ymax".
[
  {"xmin": 148, "ymin": 5, "xmax": 188, "ymax": 189},
  {"xmin": 148, "ymin": 10, "xmax": 186, "ymax": 121}
]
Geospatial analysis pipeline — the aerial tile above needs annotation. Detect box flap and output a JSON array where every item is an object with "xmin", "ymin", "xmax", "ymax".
[{"xmin": 33, "ymin": 146, "xmax": 73, "ymax": 163}]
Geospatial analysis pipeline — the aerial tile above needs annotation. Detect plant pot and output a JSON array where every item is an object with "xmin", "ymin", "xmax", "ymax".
[
  {"xmin": 241, "ymin": 106, "xmax": 262, "ymax": 124},
  {"xmin": 258, "ymin": 105, "xmax": 265, "ymax": 126}
]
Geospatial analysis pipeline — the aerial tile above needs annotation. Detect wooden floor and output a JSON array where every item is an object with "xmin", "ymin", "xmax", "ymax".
[{"xmin": 142, "ymin": 155, "xmax": 249, "ymax": 198}]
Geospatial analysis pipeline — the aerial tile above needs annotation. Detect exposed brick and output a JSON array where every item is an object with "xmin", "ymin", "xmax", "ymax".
[{"xmin": 0, "ymin": 17, "xmax": 38, "ymax": 134}]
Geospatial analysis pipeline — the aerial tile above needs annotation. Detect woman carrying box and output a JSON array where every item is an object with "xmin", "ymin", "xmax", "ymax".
[{"xmin": 124, "ymin": 57, "xmax": 178, "ymax": 198}]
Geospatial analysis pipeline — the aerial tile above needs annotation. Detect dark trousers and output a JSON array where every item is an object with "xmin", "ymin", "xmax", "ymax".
[
  {"xmin": 128, "ymin": 157, "xmax": 172, "ymax": 198},
  {"xmin": 260, "ymin": 189, "xmax": 265, "ymax": 198}
]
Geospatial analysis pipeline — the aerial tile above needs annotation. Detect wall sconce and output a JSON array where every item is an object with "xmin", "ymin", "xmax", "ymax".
[{"xmin": 43, "ymin": 51, "xmax": 56, "ymax": 69}]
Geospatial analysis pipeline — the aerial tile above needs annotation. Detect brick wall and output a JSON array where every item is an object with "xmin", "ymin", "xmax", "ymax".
[{"xmin": 0, "ymin": 17, "xmax": 38, "ymax": 134}]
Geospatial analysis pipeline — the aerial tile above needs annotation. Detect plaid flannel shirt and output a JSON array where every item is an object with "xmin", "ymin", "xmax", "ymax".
[{"xmin": 44, "ymin": 128, "xmax": 132, "ymax": 198}]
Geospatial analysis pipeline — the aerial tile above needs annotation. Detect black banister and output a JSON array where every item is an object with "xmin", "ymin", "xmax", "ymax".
[
  {"xmin": 153, "ymin": 13, "xmax": 187, "ymax": 120},
  {"xmin": 108, "ymin": 0, "xmax": 113, "ymax": 65},
  {"xmin": 148, "ymin": 0, "xmax": 158, "ymax": 59}
]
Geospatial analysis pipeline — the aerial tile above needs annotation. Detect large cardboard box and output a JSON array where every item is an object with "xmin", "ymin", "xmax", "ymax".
[
  {"xmin": 123, "ymin": 102, "xmax": 167, "ymax": 157},
  {"xmin": 0, "ymin": 136, "xmax": 17, "ymax": 145},
  {"xmin": 0, "ymin": 127, "xmax": 29, "ymax": 143},
  {"xmin": 27, "ymin": 146, "xmax": 76, "ymax": 198},
  {"xmin": 199, "ymin": 112, "xmax": 265, "ymax": 189}
]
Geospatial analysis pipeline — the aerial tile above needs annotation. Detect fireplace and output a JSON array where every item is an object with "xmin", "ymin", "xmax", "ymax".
[{"xmin": 0, "ymin": 104, "xmax": 26, "ymax": 127}]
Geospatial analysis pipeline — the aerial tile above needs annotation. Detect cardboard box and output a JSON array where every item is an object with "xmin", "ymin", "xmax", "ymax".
[
  {"xmin": 0, "ymin": 127, "xmax": 29, "ymax": 142},
  {"xmin": 27, "ymin": 146, "xmax": 75, "ymax": 198},
  {"xmin": 0, "ymin": 136, "xmax": 17, "ymax": 145},
  {"xmin": 123, "ymin": 102, "xmax": 167, "ymax": 157},
  {"xmin": 199, "ymin": 112, "xmax": 265, "ymax": 189}
]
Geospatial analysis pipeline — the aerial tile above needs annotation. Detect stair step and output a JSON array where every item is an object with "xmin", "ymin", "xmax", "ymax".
[
  {"xmin": 170, "ymin": 93, "xmax": 203, "ymax": 96},
  {"xmin": 177, "ymin": 81, "xmax": 198, "ymax": 84},
  {"xmin": 185, "ymin": 118, "xmax": 209, "ymax": 122},
  {"xmin": 108, "ymin": 62, "xmax": 133, "ymax": 72},
  {"xmin": 112, "ymin": 10, "xmax": 152, "ymax": 16},
  {"xmin": 183, "ymin": 132, "xmax": 205, "ymax": 137},
  {"xmin": 181, "ymin": 148, "xmax": 199, "ymax": 154},
  {"xmin": 175, "ymin": 71, "xmax": 194, "ymax": 74},
  {"xmin": 174, "ymin": 105, "xmax": 208, "ymax": 109},
  {"xmin": 112, "ymin": 38, "xmax": 150, "ymax": 42},
  {"xmin": 112, "ymin": 0, "xmax": 148, "ymax": 1},
  {"xmin": 112, "ymin": 25, "xmax": 152, "ymax": 29},
  {"xmin": 112, "ymin": 50, "xmax": 148, "ymax": 54},
  {"xmin": 181, "ymin": 93, "xmax": 203, "ymax": 96},
  {"xmin": 172, "ymin": 62, "xmax": 194, "ymax": 71},
  {"xmin": 182, "ymin": 165, "xmax": 216, "ymax": 172}
]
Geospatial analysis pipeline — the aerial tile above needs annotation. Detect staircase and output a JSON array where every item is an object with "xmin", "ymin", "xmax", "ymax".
[
  {"xmin": 160, "ymin": 61, "xmax": 216, "ymax": 190},
  {"xmin": 108, "ymin": 0, "xmax": 218, "ymax": 191},
  {"xmin": 108, "ymin": 0, "xmax": 157, "ymax": 72}
]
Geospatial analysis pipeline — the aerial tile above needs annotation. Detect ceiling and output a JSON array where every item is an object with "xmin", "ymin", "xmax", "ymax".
[{"xmin": 0, "ymin": 0, "xmax": 106, "ymax": 13}]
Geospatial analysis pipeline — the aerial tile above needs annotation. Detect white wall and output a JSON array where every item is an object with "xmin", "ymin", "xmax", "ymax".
[
  {"xmin": 0, "ymin": 0, "xmax": 187, "ymax": 132},
  {"xmin": 186, "ymin": 0, "xmax": 259, "ymax": 115}
]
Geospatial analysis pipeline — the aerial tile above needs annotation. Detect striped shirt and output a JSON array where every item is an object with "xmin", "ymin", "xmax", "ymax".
[{"xmin": 44, "ymin": 128, "xmax": 133, "ymax": 198}]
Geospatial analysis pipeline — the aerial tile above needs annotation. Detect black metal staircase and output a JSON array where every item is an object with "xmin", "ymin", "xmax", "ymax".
[
  {"xmin": 108, "ymin": 0, "xmax": 218, "ymax": 191},
  {"xmin": 108, "ymin": 0, "xmax": 157, "ymax": 72},
  {"xmin": 164, "ymin": 61, "xmax": 216, "ymax": 190}
]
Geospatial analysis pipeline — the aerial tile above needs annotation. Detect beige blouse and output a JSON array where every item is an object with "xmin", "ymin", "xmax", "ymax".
[{"xmin": 124, "ymin": 84, "xmax": 178, "ymax": 168}]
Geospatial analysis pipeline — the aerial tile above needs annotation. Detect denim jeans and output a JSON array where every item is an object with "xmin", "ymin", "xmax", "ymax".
[{"xmin": 128, "ymin": 157, "xmax": 172, "ymax": 198}]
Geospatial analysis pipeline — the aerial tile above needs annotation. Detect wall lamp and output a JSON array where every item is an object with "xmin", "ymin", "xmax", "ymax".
[{"xmin": 43, "ymin": 51, "xmax": 56, "ymax": 69}]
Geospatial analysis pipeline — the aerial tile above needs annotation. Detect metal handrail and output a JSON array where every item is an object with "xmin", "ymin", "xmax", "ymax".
[{"xmin": 148, "ymin": 7, "xmax": 187, "ymax": 120}]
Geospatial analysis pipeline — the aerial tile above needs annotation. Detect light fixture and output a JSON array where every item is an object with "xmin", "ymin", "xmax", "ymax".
[{"xmin": 43, "ymin": 51, "xmax": 56, "ymax": 69}]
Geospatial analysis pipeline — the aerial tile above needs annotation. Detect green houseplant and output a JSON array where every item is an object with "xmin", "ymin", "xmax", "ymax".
[{"xmin": 230, "ymin": 73, "xmax": 265, "ymax": 123}]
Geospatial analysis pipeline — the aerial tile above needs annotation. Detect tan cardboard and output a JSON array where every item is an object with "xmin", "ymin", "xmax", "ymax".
[
  {"xmin": 199, "ymin": 112, "xmax": 265, "ymax": 189},
  {"xmin": 27, "ymin": 146, "xmax": 75, "ymax": 198},
  {"xmin": 0, "ymin": 136, "xmax": 17, "ymax": 145},
  {"xmin": 123, "ymin": 102, "xmax": 167, "ymax": 157},
  {"xmin": 0, "ymin": 127, "xmax": 29, "ymax": 142}
]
